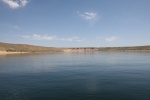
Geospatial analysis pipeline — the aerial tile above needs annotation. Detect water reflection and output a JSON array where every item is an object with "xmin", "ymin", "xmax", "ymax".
[
  {"xmin": 0, "ymin": 52, "xmax": 150, "ymax": 100},
  {"xmin": 86, "ymin": 74, "xmax": 98, "ymax": 93}
]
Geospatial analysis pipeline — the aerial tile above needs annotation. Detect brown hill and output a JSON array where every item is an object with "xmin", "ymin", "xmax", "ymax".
[
  {"xmin": 0, "ymin": 42, "xmax": 63, "ymax": 53},
  {"xmin": 0, "ymin": 42, "xmax": 150, "ymax": 53}
]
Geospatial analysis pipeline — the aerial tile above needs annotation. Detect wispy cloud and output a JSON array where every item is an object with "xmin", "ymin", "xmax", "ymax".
[
  {"xmin": 105, "ymin": 36, "xmax": 118, "ymax": 42},
  {"xmin": 96, "ymin": 36, "xmax": 118, "ymax": 42},
  {"xmin": 21, "ymin": 34, "xmax": 84, "ymax": 42},
  {"xmin": 60, "ymin": 37, "xmax": 83, "ymax": 42},
  {"xmin": 96, "ymin": 37, "xmax": 105, "ymax": 39},
  {"xmin": 21, "ymin": 34, "xmax": 57, "ymax": 40},
  {"xmin": 21, "ymin": 0, "xmax": 28, "ymax": 7},
  {"xmin": 7, "ymin": 24, "xmax": 20, "ymax": 29},
  {"xmin": 77, "ymin": 11, "xmax": 99, "ymax": 27},
  {"xmin": 78, "ymin": 11, "xmax": 98, "ymax": 21},
  {"xmin": 2, "ymin": 0, "xmax": 28, "ymax": 9}
]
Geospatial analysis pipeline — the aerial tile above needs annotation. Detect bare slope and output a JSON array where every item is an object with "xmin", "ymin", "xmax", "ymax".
[
  {"xmin": 0, "ymin": 42, "xmax": 150, "ymax": 53},
  {"xmin": 0, "ymin": 42, "xmax": 63, "ymax": 52}
]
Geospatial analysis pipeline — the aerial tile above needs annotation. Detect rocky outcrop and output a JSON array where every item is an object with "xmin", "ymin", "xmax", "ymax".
[{"xmin": 63, "ymin": 48, "xmax": 99, "ymax": 52}]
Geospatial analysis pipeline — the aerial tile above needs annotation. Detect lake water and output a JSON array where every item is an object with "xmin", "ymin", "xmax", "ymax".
[{"xmin": 0, "ymin": 52, "xmax": 150, "ymax": 100}]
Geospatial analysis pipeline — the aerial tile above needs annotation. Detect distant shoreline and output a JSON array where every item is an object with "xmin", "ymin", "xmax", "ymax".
[
  {"xmin": 0, "ymin": 51, "xmax": 29, "ymax": 55},
  {"xmin": 0, "ymin": 42, "xmax": 150, "ymax": 54},
  {"xmin": 0, "ymin": 49, "xmax": 150, "ymax": 55}
]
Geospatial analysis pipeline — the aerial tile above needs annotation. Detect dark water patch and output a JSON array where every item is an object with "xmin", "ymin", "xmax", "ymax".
[{"xmin": 0, "ymin": 52, "xmax": 150, "ymax": 100}]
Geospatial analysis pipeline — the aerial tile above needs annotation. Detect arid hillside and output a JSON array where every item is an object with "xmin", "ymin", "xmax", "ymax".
[
  {"xmin": 0, "ymin": 42, "xmax": 63, "ymax": 53},
  {"xmin": 0, "ymin": 42, "xmax": 150, "ymax": 53}
]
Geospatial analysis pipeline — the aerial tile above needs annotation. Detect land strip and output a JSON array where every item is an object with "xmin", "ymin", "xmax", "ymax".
[{"xmin": 0, "ymin": 42, "xmax": 150, "ymax": 54}]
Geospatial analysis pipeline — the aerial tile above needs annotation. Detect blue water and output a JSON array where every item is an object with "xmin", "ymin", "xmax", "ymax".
[{"xmin": 0, "ymin": 52, "xmax": 150, "ymax": 100}]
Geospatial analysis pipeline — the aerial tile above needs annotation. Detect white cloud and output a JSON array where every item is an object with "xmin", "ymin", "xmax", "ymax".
[
  {"xmin": 21, "ymin": 35, "xmax": 30, "ymax": 38},
  {"xmin": 21, "ymin": 34, "xmax": 84, "ymax": 42},
  {"xmin": 96, "ymin": 36, "xmax": 118, "ymax": 42},
  {"xmin": 2, "ymin": 0, "xmax": 28, "ymax": 9},
  {"xmin": 21, "ymin": 0, "xmax": 28, "ymax": 7},
  {"xmin": 63, "ymin": 37, "xmax": 83, "ymax": 42},
  {"xmin": 78, "ymin": 11, "xmax": 98, "ymax": 21},
  {"xmin": 105, "ymin": 36, "xmax": 118, "ymax": 42},
  {"xmin": 2, "ymin": 0, "xmax": 19, "ymax": 9},
  {"xmin": 21, "ymin": 34, "xmax": 57, "ymax": 40}
]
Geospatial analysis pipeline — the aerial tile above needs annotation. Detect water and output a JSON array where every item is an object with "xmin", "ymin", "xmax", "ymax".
[{"xmin": 0, "ymin": 52, "xmax": 150, "ymax": 100}]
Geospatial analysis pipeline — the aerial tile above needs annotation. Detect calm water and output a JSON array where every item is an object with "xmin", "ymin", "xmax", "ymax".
[{"xmin": 0, "ymin": 52, "xmax": 150, "ymax": 100}]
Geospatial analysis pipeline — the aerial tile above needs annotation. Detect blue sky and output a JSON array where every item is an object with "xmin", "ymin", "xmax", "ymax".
[{"xmin": 0, "ymin": 0, "xmax": 150, "ymax": 47}]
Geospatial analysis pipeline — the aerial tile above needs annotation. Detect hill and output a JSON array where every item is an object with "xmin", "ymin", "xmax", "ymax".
[
  {"xmin": 0, "ymin": 42, "xmax": 150, "ymax": 54},
  {"xmin": 0, "ymin": 42, "xmax": 63, "ymax": 53}
]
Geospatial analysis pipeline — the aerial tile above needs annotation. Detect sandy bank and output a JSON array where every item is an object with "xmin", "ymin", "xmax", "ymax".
[{"xmin": 0, "ymin": 51, "xmax": 28, "ymax": 55}]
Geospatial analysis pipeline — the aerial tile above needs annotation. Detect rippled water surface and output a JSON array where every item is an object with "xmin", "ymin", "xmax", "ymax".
[{"xmin": 0, "ymin": 52, "xmax": 150, "ymax": 100}]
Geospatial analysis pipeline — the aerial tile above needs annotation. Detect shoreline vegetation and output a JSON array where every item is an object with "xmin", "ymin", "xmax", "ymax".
[{"xmin": 0, "ymin": 42, "xmax": 150, "ymax": 55}]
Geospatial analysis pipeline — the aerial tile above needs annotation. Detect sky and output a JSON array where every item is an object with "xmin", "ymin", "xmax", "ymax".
[{"xmin": 0, "ymin": 0, "xmax": 150, "ymax": 47}]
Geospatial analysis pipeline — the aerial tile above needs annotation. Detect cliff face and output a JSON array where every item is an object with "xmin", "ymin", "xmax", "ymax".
[
  {"xmin": 97, "ymin": 46, "xmax": 150, "ymax": 51},
  {"xmin": 63, "ymin": 46, "xmax": 150, "ymax": 52},
  {"xmin": 63, "ymin": 48, "xmax": 98, "ymax": 52}
]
